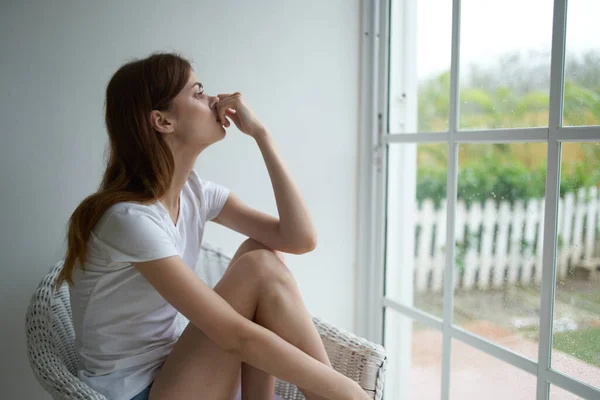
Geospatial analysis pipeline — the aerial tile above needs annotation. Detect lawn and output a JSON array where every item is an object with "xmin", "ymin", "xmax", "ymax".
[{"xmin": 553, "ymin": 327, "xmax": 600, "ymax": 367}]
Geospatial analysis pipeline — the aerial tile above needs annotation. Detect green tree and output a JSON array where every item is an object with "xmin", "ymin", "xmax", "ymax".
[
  {"xmin": 416, "ymin": 50, "xmax": 600, "ymax": 193},
  {"xmin": 418, "ymin": 50, "xmax": 600, "ymax": 130}
]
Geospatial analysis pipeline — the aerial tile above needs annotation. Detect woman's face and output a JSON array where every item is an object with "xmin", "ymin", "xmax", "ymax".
[{"xmin": 166, "ymin": 70, "xmax": 225, "ymax": 148}]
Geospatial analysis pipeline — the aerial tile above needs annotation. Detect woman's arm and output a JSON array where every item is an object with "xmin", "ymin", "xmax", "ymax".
[
  {"xmin": 240, "ymin": 318, "xmax": 366, "ymax": 400},
  {"xmin": 255, "ymin": 130, "xmax": 317, "ymax": 250},
  {"xmin": 135, "ymin": 255, "xmax": 366, "ymax": 400},
  {"xmin": 213, "ymin": 130, "xmax": 318, "ymax": 254},
  {"xmin": 212, "ymin": 93, "xmax": 318, "ymax": 254}
]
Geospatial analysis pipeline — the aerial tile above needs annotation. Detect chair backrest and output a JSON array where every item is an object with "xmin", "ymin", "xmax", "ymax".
[
  {"xmin": 25, "ymin": 244, "xmax": 232, "ymax": 399},
  {"xmin": 26, "ymin": 260, "xmax": 107, "ymax": 399}
]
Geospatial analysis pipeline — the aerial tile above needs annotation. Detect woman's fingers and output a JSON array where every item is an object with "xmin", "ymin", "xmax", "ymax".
[
  {"xmin": 214, "ymin": 94, "xmax": 224, "ymax": 124},
  {"xmin": 215, "ymin": 92, "xmax": 250, "ymax": 131},
  {"xmin": 216, "ymin": 94, "xmax": 233, "ymax": 126},
  {"xmin": 224, "ymin": 108, "xmax": 238, "ymax": 127},
  {"xmin": 216, "ymin": 94, "xmax": 239, "ymax": 127}
]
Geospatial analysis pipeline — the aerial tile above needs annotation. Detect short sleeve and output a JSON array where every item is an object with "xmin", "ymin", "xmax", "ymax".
[
  {"xmin": 200, "ymin": 178, "xmax": 231, "ymax": 221},
  {"xmin": 92, "ymin": 207, "xmax": 180, "ymax": 264}
]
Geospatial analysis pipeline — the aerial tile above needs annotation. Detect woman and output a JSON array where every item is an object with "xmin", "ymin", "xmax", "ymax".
[{"xmin": 58, "ymin": 53, "xmax": 369, "ymax": 400}]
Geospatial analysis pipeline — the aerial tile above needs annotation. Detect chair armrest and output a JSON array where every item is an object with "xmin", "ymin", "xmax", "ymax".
[{"xmin": 275, "ymin": 317, "xmax": 387, "ymax": 400}]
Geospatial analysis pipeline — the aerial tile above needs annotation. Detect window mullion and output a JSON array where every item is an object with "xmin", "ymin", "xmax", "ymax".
[
  {"xmin": 556, "ymin": 126, "xmax": 600, "ymax": 142},
  {"xmin": 536, "ymin": 0, "xmax": 568, "ymax": 399},
  {"xmin": 441, "ymin": 0, "xmax": 462, "ymax": 399},
  {"xmin": 448, "ymin": 0, "xmax": 461, "ymax": 134},
  {"xmin": 356, "ymin": 0, "xmax": 382, "ymax": 344}
]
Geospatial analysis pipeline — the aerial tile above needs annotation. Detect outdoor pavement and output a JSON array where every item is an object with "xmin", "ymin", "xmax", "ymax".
[{"xmin": 409, "ymin": 321, "xmax": 600, "ymax": 399}]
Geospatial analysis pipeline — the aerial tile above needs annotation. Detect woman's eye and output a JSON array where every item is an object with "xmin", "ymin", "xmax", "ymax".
[{"xmin": 196, "ymin": 91, "xmax": 204, "ymax": 98}]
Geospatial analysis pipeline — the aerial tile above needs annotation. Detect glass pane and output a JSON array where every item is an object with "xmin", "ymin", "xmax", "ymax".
[
  {"xmin": 385, "ymin": 143, "xmax": 447, "ymax": 318},
  {"xmin": 563, "ymin": 0, "xmax": 600, "ymax": 126},
  {"xmin": 384, "ymin": 309, "xmax": 442, "ymax": 400},
  {"xmin": 550, "ymin": 384, "xmax": 584, "ymax": 400},
  {"xmin": 450, "ymin": 339, "xmax": 536, "ymax": 398},
  {"xmin": 389, "ymin": 0, "xmax": 452, "ymax": 133},
  {"xmin": 459, "ymin": 0, "xmax": 553, "ymax": 129},
  {"xmin": 551, "ymin": 143, "xmax": 600, "ymax": 389},
  {"xmin": 454, "ymin": 143, "xmax": 547, "ymax": 359}
]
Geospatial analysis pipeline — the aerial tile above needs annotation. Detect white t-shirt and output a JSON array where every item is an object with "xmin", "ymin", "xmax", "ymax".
[{"xmin": 69, "ymin": 170, "xmax": 230, "ymax": 400}]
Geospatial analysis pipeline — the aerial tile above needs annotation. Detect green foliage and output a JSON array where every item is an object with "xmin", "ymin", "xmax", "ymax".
[
  {"xmin": 415, "ymin": 50, "xmax": 600, "ymax": 205},
  {"xmin": 418, "ymin": 71, "xmax": 450, "ymax": 131},
  {"xmin": 515, "ymin": 91, "xmax": 550, "ymax": 118},
  {"xmin": 560, "ymin": 161, "xmax": 600, "ymax": 197},
  {"xmin": 564, "ymin": 80, "xmax": 600, "ymax": 126},
  {"xmin": 416, "ymin": 166, "xmax": 447, "ymax": 207},
  {"xmin": 417, "ymin": 50, "xmax": 600, "ymax": 131},
  {"xmin": 416, "ymin": 155, "xmax": 597, "ymax": 206}
]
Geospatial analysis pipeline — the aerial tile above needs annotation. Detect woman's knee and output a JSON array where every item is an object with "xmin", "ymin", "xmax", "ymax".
[
  {"xmin": 233, "ymin": 238, "xmax": 285, "ymax": 263},
  {"xmin": 235, "ymin": 249, "xmax": 294, "ymax": 286}
]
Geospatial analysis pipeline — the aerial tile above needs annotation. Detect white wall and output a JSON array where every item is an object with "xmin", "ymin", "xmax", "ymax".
[{"xmin": 0, "ymin": 0, "xmax": 361, "ymax": 398}]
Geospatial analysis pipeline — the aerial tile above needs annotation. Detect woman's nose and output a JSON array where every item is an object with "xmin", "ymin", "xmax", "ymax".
[{"xmin": 209, "ymin": 95, "xmax": 220, "ymax": 109}]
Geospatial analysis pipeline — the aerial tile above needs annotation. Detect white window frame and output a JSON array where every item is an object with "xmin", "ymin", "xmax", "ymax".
[{"xmin": 355, "ymin": 1, "xmax": 600, "ymax": 399}]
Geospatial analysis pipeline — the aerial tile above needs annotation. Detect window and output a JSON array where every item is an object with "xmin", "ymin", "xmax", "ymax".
[{"xmin": 358, "ymin": 0, "xmax": 600, "ymax": 399}]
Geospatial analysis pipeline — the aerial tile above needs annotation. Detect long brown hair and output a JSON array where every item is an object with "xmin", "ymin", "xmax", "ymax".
[{"xmin": 57, "ymin": 53, "xmax": 192, "ymax": 287}]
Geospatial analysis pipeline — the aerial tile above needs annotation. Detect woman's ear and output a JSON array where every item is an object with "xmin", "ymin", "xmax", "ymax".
[{"xmin": 149, "ymin": 110, "xmax": 174, "ymax": 134}]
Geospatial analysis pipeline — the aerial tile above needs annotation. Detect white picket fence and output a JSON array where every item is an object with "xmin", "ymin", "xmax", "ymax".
[{"xmin": 414, "ymin": 186, "xmax": 600, "ymax": 292}]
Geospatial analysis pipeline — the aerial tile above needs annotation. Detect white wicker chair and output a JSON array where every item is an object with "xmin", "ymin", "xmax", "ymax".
[{"xmin": 25, "ymin": 244, "xmax": 387, "ymax": 400}]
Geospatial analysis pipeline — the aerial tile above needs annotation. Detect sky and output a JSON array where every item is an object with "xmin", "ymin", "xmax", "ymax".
[{"xmin": 412, "ymin": 0, "xmax": 600, "ymax": 80}]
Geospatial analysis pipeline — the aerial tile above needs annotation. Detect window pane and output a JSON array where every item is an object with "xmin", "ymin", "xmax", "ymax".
[
  {"xmin": 385, "ymin": 143, "xmax": 447, "ymax": 318},
  {"xmin": 550, "ymin": 384, "xmax": 584, "ymax": 400},
  {"xmin": 563, "ymin": 0, "xmax": 600, "ymax": 127},
  {"xmin": 389, "ymin": 0, "xmax": 452, "ymax": 133},
  {"xmin": 454, "ymin": 143, "xmax": 547, "ymax": 359},
  {"xmin": 459, "ymin": 0, "xmax": 553, "ymax": 130},
  {"xmin": 450, "ymin": 339, "xmax": 536, "ymax": 398},
  {"xmin": 551, "ymin": 143, "xmax": 600, "ymax": 389},
  {"xmin": 384, "ymin": 309, "xmax": 442, "ymax": 400},
  {"xmin": 416, "ymin": 0, "xmax": 452, "ymax": 132}
]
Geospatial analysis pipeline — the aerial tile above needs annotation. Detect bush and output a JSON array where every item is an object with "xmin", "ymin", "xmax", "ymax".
[
  {"xmin": 416, "ymin": 167, "xmax": 447, "ymax": 207},
  {"xmin": 417, "ymin": 155, "xmax": 596, "ymax": 206},
  {"xmin": 560, "ymin": 161, "xmax": 600, "ymax": 197}
]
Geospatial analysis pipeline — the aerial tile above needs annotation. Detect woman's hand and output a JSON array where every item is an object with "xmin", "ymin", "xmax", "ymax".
[
  {"xmin": 351, "ymin": 382, "xmax": 372, "ymax": 400},
  {"xmin": 216, "ymin": 92, "xmax": 267, "ymax": 138}
]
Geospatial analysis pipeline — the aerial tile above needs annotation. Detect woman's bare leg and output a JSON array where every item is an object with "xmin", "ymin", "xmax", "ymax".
[
  {"xmin": 255, "ymin": 264, "xmax": 331, "ymax": 400},
  {"xmin": 227, "ymin": 240, "xmax": 278, "ymax": 399},
  {"xmin": 149, "ymin": 239, "xmax": 332, "ymax": 400},
  {"xmin": 228, "ymin": 239, "xmax": 330, "ymax": 400}
]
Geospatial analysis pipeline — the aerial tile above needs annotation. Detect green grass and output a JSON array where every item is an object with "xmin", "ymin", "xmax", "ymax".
[{"xmin": 553, "ymin": 327, "xmax": 600, "ymax": 367}]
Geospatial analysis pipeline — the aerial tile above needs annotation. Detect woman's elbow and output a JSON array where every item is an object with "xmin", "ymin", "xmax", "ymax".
[
  {"xmin": 229, "ymin": 320, "xmax": 263, "ymax": 359},
  {"xmin": 221, "ymin": 321, "xmax": 250, "ymax": 356},
  {"xmin": 291, "ymin": 234, "xmax": 318, "ymax": 254},
  {"xmin": 305, "ymin": 234, "xmax": 318, "ymax": 252}
]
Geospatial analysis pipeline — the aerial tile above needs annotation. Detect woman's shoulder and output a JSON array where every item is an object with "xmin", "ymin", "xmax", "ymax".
[
  {"xmin": 186, "ymin": 169, "xmax": 228, "ymax": 195},
  {"xmin": 186, "ymin": 169, "xmax": 206, "ymax": 190},
  {"xmin": 95, "ymin": 201, "xmax": 164, "ymax": 233},
  {"xmin": 185, "ymin": 169, "xmax": 207, "ymax": 203},
  {"xmin": 105, "ymin": 201, "xmax": 162, "ymax": 219}
]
